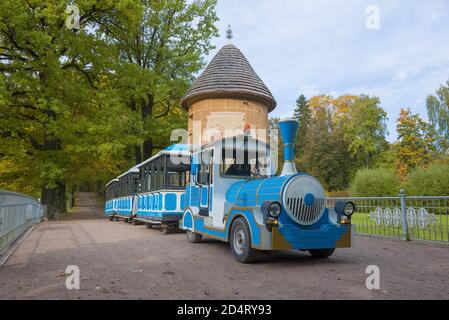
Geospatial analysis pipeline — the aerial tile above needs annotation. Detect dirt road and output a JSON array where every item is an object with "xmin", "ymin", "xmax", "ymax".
[{"xmin": 0, "ymin": 193, "xmax": 448, "ymax": 300}]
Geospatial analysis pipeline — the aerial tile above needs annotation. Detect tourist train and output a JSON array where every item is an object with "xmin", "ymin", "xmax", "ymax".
[{"xmin": 104, "ymin": 43, "xmax": 355, "ymax": 263}]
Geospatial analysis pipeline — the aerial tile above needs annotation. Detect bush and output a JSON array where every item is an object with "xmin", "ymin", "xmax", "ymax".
[
  {"xmin": 349, "ymin": 168, "xmax": 400, "ymax": 197},
  {"xmin": 402, "ymin": 163, "xmax": 449, "ymax": 196}
]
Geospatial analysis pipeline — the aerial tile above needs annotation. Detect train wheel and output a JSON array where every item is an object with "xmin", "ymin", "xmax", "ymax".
[
  {"xmin": 230, "ymin": 218, "xmax": 258, "ymax": 263},
  {"xmin": 186, "ymin": 230, "xmax": 202, "ymax": 243},
  {"xmin": 308, "ymin": 248, "xmax": 335, "ymax": 258},
  {"xmin": 161, "ymin": 224, "xmax": 170, "ymax": 234}
]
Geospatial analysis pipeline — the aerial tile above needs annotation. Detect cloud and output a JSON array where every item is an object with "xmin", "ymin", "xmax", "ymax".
[
  {"xmin": 297, "ymin": 84, "xmax": 320, "ymax": 98},
  {"xmin": 208, "ymin": 0, "xmax": 449, "ymax": 141}
]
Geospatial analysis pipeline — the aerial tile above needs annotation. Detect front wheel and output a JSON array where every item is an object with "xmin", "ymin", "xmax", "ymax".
[
  {"xmin": 308, "ymin": 248, "xmax": 335, "ymax": 258},
  {"xmin": 230, "ymin": 218, "xmax": 259, "ymax": 263},
  {"xmin": 186, "ymin": 230, "xmax": 202, "ymax": 243}
]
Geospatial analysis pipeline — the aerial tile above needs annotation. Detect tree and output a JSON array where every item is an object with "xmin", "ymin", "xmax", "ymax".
[
  {"xmin": 0, "ymin": 1, "xmax": 219, "ymax": 214},
  {"xmin": 299, "ymin": 94, "xmax": 388, "ymax": 191},
  {"xmin": 426, "ymin": 80, "xmax": 449, "ymax": 152},
  {"xmin": 341, "ymin": 95, "xmax": 388, "ymax": 168},
  {"xmin": 302, "ymin": 96, "xmax": 351, "ymax": 191},
  {"xmin": 0, "ymin": 1, "xmax": 142, "ymax": 213},
  {"xmin": 292, "ymin": 94, "xmax": 310, "ymax": 169},
  {"xmin": 396, "ymin": 108, "xmax": 435, "ymax": 180},
  {"xmin": 99, "ymin": 0, "xmax": 219, "ymax": 163}
]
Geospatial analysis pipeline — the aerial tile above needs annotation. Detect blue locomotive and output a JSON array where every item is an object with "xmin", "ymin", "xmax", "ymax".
[
  {"xmin": 180, "ymin": 119, "xmax": 354, "ymax": 262},
  {"xmin": 105, "ymin": 119, "xmax": 355, "ymax": 263}
]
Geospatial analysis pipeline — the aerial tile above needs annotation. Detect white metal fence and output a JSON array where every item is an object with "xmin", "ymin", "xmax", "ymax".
[
  {"xmin": 0, "ymin": 190, "xmax": 46, "ymax": 256},
  {"xmin": 328, "ymin": 191, "xmax": 449, "ymax": 243}
]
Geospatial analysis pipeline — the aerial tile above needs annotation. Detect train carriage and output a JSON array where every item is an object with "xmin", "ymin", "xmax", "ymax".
[
  {"xmin": 104, "ymin": 178, "xmax": 119, "ymax": 217},
  {"xmin": 133, "ymin": 144, "xmax": 191, "ymax": 233},
  {"xmin": 105, "ymin": 166, "xmax": 140, "ymax": 222}
]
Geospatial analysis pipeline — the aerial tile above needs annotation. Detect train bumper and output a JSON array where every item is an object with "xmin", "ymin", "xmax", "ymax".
[{"xmin": 271, "ymin": 224, "xmax": 353, "ymax": 250}]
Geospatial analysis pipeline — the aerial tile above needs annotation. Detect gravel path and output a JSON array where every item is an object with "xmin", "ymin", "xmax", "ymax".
[{"xmin": 1, "ymin": 193, "xmax": 448, "ymax": 300}]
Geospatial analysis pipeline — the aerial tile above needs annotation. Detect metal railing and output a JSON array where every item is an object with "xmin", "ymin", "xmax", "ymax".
[
  {"xmin": 328, "ymin": 191, "xmax": 449, "ymax": 243},
  {"xmin": 0, "ymin": 190, "xmax": 46, "ymax": 256}
]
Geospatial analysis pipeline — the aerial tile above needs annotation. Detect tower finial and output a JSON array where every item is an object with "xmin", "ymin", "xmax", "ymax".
[{"xmin": 226, "ymin": 25, "xmax": 233, "ymax": 41}]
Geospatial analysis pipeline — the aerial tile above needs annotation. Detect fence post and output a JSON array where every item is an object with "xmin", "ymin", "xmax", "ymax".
[{"xmin": 399, "ymin": 189, "xmax": 410, "ymax": 241}]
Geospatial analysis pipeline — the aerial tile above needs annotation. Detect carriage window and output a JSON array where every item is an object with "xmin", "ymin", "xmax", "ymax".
[
  {"xmin": 196, "ymin": 150, "xmax": 213, "ymax": 185},
  {"xmin": 166, "ymin": 171, "xmax": 187, "ymax": 188},
  {"xmin": 158, "ymin": 158, "xmax": 165, "ymax": 189}
]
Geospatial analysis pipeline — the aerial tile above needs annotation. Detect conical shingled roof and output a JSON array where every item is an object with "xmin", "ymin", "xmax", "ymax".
[{"xmin": 181, "ymin": 44, "xmax": 277, "ymax": 112}]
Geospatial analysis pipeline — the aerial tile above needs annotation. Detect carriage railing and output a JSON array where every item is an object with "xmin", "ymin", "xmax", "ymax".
[
  {"xmin": 0, "ymin": 190, "xmax": 46, "ymax": 256},
  {"xmin": 327, "ymin": 193, "xmax": 449, "ymax": 243}
]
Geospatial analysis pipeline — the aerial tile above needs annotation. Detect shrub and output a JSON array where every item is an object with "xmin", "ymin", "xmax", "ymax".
[
  {"xmin": 402, "ymin": 163, "xmax": 449, "ymax": 196},
  {"xmin": 349, "ymin": 168, "xmax": 400, "ymax": 197}
]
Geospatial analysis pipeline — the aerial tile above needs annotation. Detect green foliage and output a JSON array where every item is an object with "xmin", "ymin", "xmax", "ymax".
[
  {"xmin": 101, "ymin": 0, "xmax": 219, "ymax": 162},
  {"xmin": 293, "ymin": 94, "xmax": 311, "ymax": 171},
  {"xmin": 342, "ymin": 95, "xmax": 388, "ymax": 168},
  {"xmin": 349, "ymin": 168, "xmax": 400, "ymax": 197},
  {"xmin": 396, "ymin": 108, "xmax": 436, "ymax": 179},
  {"xmin": 402, "ymin": 163, "xmax": 449, "ymax": 196},
  {"xmin": 0, "ymin": 0, "xmax": 219, "ymax": 212},
  {"xmin": 426, "ymin": 80, "xmax": 449, "ymax": 152},
  {"xmin": 300, "ymin": 94, "xmax": 388, "ymax": 191}
]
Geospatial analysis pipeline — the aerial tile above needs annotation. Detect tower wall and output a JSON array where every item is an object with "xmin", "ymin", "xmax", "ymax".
[{"xmin": 188, "ymin": 98, "xmax": 269, "ymax": 145}]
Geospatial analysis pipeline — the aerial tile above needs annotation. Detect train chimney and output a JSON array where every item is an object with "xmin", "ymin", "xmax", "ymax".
[{"xmin": 279, "ymin": 118, "xmax": 299, "ymax": 176}]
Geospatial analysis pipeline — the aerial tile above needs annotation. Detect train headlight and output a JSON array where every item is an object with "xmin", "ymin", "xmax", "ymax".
[
  {"xmin": 335, "ymin": 201, "xmax": 356, "ymax": 217},
  {"xmin": 344, "ymin": 202, "xmax": 355, "ymax": 216},
  {"xmin": 268, "ymin": 202, "xmax": 282, "ymax": 218}
]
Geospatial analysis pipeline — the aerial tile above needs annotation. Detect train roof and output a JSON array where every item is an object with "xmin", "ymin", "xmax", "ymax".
[
  {"xmin": 117, "ymin": 166, "xmax": 140, "ymax": 179},
  {"xmin": 198, "ymin": 135, "xmax": 271, "ymax": 153},
  {"xmin": 105, "ymin": 178, "xmax": 119, "ymax": 187},
  {"xmin": 137, "ymin": 144, "xmax": 191, "ymax": 168}
]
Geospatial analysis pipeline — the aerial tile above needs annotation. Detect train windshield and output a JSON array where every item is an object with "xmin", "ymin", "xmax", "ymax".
[{"xmin": 220, "ymin": 145, "xmax": 272, "ymax": 179}]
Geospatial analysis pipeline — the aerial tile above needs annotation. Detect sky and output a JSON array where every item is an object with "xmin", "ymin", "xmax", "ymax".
[{"xmin": 202, "ymin": 0, "xmax": 449, "ymax": 141}]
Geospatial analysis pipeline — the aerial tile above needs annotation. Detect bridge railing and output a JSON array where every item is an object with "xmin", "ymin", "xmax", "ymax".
[
  {"xmin": 327, "ymin": 193, "xmax": 449, "ymax": 243},
  {"xmin": 0, "ymin": 190, "xmax": 46, "ymax": 256}
]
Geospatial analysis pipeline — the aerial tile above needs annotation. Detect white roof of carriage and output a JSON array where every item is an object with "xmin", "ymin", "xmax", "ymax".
[
  {"xmin": 137, "ymin": 144, "xmax": 191, "ymax": 168},
  {"xmin": 105, "ymin": 178, "xmax": 119, "ymax": 187},
  {"xmin": 199, "ymin": 135, "xmax": 271, "ymax": 152},
  {"xmin": 116, "ymin": 166, "xmax": 140, "ymax": 179}
]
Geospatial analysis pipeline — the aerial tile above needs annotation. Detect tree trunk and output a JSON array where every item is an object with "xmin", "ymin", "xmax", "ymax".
[
  {"xmin": 141, "ymin": 93, "xmax": 154, "ymax": 161},
  {"xmin": 134, "ymin": 145, "xmax": 142, "ymax": 164},
  {"xmin": 143, "ymin": 138, "xmax": 153, "ymax": 160},
  {"xmin": 41, "ymin": 181, "xmax": 66, "ymax": 218}
]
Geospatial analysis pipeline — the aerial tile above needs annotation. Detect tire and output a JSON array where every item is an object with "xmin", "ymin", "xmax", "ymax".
[
  {"xmin": 230, "ymin": 217, "xmax": 258, "ymax": 263},
  {"xmin": 132, "ymin": 219, "xmax": 139, "ymax": 225},
  {"xmin": 186, "ymin": 230, "xmax": 202, "ymax": 243},
  {"xmin": 308, "ymin": 248, "xmax": 335, "ymax": 258},
  {"xmin": 146, "ymin": 223, "xmax": 153, "ymax": 229},
  {"xmin": 161, "ymin": 224, "xmax": 170, "ymax": 234},
  {"xmin": 109, "ymin": 215, "xmax": 114, "ymax": 221},
  {"xmin": 124, "ymin": 218, "xmax": 129, "ymax": 223}
]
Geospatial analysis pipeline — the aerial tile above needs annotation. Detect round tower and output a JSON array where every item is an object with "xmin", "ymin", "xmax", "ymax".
[{"xmin": 181, "ymin": 44, "xmax": 277, "ymax": 145}]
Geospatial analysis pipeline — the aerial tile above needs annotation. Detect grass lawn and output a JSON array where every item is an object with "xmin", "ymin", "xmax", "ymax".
[{"xmin": 351, "ymin": 212, "xmax": 449, "ymax": 243}]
